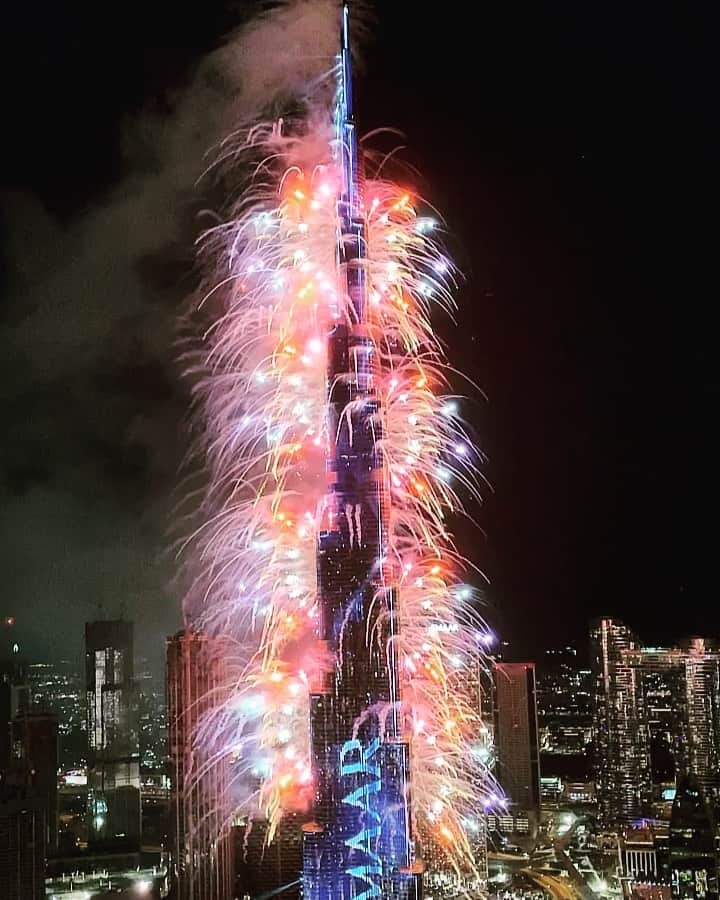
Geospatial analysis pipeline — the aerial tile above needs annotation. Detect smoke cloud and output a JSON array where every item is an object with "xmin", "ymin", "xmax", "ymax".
[{"xmin": 0, "ymin": 0, "xmax": 344, "ymax": 667}]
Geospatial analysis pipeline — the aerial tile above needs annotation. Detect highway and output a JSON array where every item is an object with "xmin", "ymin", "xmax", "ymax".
[{"xmin": 520, "ymin": 867, "xmax": 583, "ymax": 900}]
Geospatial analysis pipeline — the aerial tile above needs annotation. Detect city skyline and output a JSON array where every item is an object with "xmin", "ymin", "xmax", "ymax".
[
  {"xmin": 5, "ymin": 608, "xmax": 720, "ymax": 897},
  {"xmin": 0, "ymin": 2, "xmax": 716, "ymax": 897}
]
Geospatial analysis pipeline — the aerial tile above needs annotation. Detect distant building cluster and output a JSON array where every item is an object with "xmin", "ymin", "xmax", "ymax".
[
  {"xmin": 0, "ymin": 618, "xmax": 555, "ymax": 900},
  {"xmin": 3, "ymin": 614, "xmax": 720, "ymax": 900},
  {"xmin": 0, "ymin": 619, "xmax": 168, "ymax": 899}
]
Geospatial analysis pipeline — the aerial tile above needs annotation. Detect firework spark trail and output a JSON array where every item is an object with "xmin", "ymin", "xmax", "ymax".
[{"xmin": 179, "ymin": 0, "xmax": 502, "ymax": 876}]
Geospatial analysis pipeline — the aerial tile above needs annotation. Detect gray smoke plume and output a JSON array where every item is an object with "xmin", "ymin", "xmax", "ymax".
[{"xmin": 0, "ymin": 0, "xmax": 348, "ymax": 667}]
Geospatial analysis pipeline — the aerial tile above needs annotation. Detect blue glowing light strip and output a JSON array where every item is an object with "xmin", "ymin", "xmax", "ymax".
[{"xmin": 340, "ymin": 738, "xmax": 383, "ymax": 899}]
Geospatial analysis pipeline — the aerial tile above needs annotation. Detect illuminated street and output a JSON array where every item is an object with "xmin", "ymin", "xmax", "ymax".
[{"xmin": 520, "ymin": 868, "xmax": 583, "ymax": 900}]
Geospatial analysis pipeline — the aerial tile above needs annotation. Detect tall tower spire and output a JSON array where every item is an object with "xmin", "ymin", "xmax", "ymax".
[
  {"xmin": 301, "ymin": 5, "xmax": 421, "ymax": 899},
  {"xmin": 338, "ymin": 2, "xmax": 359, "ymax": 221}
]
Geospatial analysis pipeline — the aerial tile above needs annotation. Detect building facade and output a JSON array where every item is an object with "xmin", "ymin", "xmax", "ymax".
[
  {"xmin": 590, "ymin": 617, "xmax": 652, "ymax": 823},
  {"xmin": 85, "ymin": 619, "xmax": 140, "ymax": 850},
  {"xmin": 668, "ymin": 776, "xmax": 718, "ymax": 900},
  {"xmin": 591, "ymin": 619, "xmax": 720, "ymax": 824},
  {"xmin": 422, "ymin": 657, "xmax": 490, "ymax": 896},
  {"xmin": 621, "ymin": 826, "xmax": 659, "ymax": 882},
  {"xmin": 681, "ymin": 640, "xmax": 720, "ymax": 806},
  {"xmin": 493, "ymin": 662, "xmax": 541, "ymax": 815},
  {"xmin": 167, "ymin": 629, "xmax": 233, "ymax": 900},
  {"xmin": 536, "ymin": 647, "xmax": 593, "ymax": 756},
  {"xmin": 0, "ymin": 787, "xmax": 46, "ymax": 900},
  {"xmin": 9, "ymin": 709, "xmax": 58, "ymax": 852},
  {"xmin": 0, "ymin": 660, "xmax": 31, "ymax": 783}
]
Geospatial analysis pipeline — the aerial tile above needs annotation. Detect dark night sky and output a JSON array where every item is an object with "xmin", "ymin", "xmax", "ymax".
[{"xmin": 0, "ymin": 1, "xmax": 716, "ymax": 668}]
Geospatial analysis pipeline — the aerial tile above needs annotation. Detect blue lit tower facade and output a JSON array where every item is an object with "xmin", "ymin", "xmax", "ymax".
[{"xmin": 302, "ymin": 7, "xmax": 421, "ymax": 899}]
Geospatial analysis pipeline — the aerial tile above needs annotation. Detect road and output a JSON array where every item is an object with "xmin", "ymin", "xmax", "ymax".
[{"xmin": 520, "ymin": 867, "xmax": 583, "ymax": 900}]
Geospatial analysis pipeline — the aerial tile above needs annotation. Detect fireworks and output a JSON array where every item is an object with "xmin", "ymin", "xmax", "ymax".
[{"xmin": 180, "ymin": 3, "xmax": 500, "ymax": 879}]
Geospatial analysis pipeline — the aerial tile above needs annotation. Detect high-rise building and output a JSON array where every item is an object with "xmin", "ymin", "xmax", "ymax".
[
  {"xmin": 591, "ymin": 619, "xmax": 720, "ymax": 824},
  {"xmin": 625, "ymin": 644, "xmax": 720, "ymax": 800},
  {"xmin": 166, "ymin": 629, "xmax": 233, "ymax": 900},
  {"xmin": 302, "ymin": 9, "xmax": 419, "ymax": 900},
  {"xmin": 9, "ymin": 709, "xmax": 58, "ymax": 852},
  {"xmin": 0, "ymin": 786, "xmax": 47, "ymax": 900},
  {"xmin": 681, "ymin": 640, "xmax": 720, "ymax": 806},
  {"xmin": 590, "ymin": 617, "xmax": 652, "ymax": 823},
  {"xmin": 493, "ymin": 662, "xmax": 541, "ymax": 814},
  {"xmin": 464, "ymin": 658, "xmax": 491, "ymax": 888},
  {"xmin": 640, "ymin": 659, "xmax": 684, "ymax": 785},
  {"xmin": 0, "ymin": 664, "xmax": 30, "ymax": 784},
  {"xmin": 536, "ymin": 646, "xmax": 593, "ymax": 758},
  {"xmin": 668, "ymin": 775, "xmax": 718, "ymax": 900},
  {"xmin": 422, "ymin": 657, "xmax": 490, "ymax": 896},
  {"xmin": 85, "ymin": 619, "xmax": 140, "ymax": 850}
]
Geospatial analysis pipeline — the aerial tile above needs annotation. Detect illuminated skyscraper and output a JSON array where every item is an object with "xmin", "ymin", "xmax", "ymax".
[
  {"xmin": 681, "ymin": 639, "xmax": 720, "ymax": 807},
  {"xmin": 493, "ymin": 662, "xmax": 541, "ymax": 814},
  {"xmin": 631, "ymin": 643, "xmax": 720, "ymax": 803},
  {"xmin": 85, "ymin": 619, "xmax": 140, "ymax": 850},
  {"xmin": 301, "ymin": 8, "xmax": 420, "ymax": 899},
  {"xmin": 167, "ymin": 629, "xmax": 233, "ymax": 900},
  {"xmin": 536, "ymin": 646, "xmax": 593, "ymax": 758},
  {"xmin": 592, "ymin": 620, "xmax": 720, "ymax": 824},
  {"xmin": 590, "ymin": 617, "xmax": 652, "ymax": 823},
  {"xmin": 668, "ymin": 775, "xmax": 718, "ymax": 900}
]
